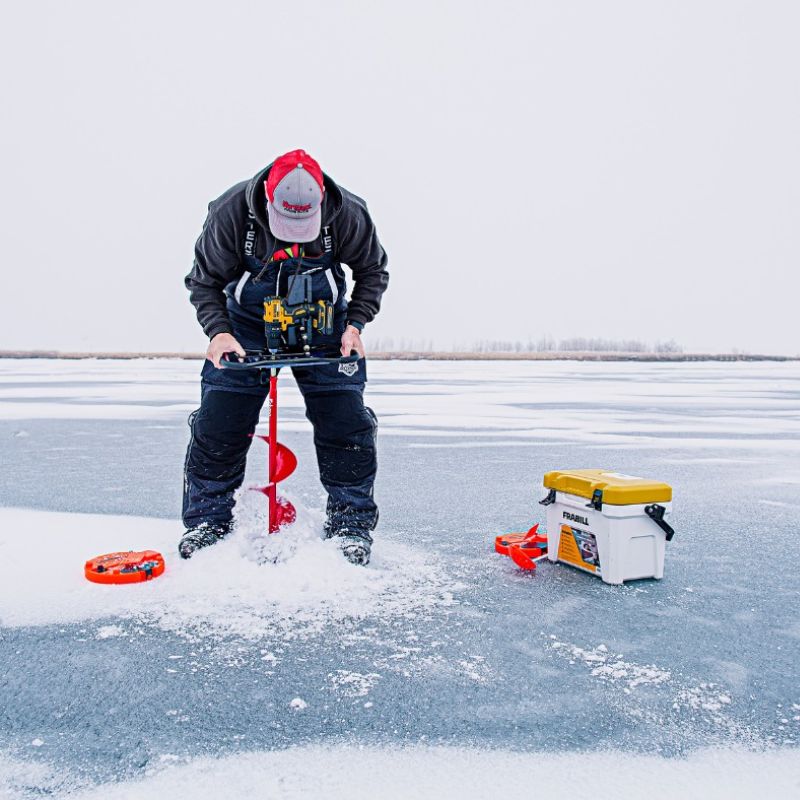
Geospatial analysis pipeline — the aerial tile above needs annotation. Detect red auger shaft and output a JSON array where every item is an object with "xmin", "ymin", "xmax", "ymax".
[
  {"xmin": 250, "ymin": 369, "xmax": 297, "ymax": 535},
  {"xmin": 267, "ymin": 370, "xmax": 279, "ymax": 533}
]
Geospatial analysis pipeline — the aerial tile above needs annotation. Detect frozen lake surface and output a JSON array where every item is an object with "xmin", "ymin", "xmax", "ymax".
[{"xmin": 1, "ymin": 358, "xmax": 799, "ymax": 797}]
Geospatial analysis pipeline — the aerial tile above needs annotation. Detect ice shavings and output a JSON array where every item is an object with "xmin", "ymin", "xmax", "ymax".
[
  {"xmin": 95, "ymin": 624, "xmax": 125, "ymax": 639},
  {"xmin": 0, "ymin": 507, "xmax": 460, "ymax": 645},
  {"xmin": 456, "ymin": 656, "xmax": 491, "ymax": 683},
  {"xmin": 548, "ymin": 638, "xmax": 671, "ymax": 689},
  {"xmin": 328, "ymin": 671, "xmax": 381, "ymax": 698},
  {"xmin": 675, "ymin": 684, "xmax": 733, "ymax": 713},
  {"xmin": 544, "ymin": 635, "xmax": 765, "ymax": 745}
]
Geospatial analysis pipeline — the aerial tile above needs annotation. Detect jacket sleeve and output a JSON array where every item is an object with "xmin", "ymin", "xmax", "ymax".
[
  {"xmin": 336, "ymin": 199, "xmax": 389, "ymax": 327},
  {"xmin": 184, "ymin": 204, "xmax": 242, "ymax": 339}
]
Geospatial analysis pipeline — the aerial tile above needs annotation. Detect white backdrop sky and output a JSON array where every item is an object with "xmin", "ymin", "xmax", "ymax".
[{"xmin": 0, "ymin": 0, "xmax": 797, "ymax": 354}]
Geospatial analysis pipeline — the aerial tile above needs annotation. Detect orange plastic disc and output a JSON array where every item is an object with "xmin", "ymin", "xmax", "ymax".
[{"xmin": 84, "ymin": 550, "xmax": 165, "ymax": 584}]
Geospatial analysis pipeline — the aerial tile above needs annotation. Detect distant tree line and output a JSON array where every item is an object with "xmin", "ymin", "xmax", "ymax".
[{"xmin": 369, "ymin": 336, "xmax": 684, "ymax": 354}]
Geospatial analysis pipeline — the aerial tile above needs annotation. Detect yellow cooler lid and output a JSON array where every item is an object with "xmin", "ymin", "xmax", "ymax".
[{"xmin": 543, "ymin": 469, "xmax": 672, "ymax": 505}]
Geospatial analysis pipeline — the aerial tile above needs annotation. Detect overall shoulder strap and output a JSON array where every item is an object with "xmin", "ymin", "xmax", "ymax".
[
  {"xmin": 243, "ymin": 211, "xmax": 258, "ymax": 259},
  {"xmin": 321, "ymin": 225, "xmax": 335, "ymax": 257}
]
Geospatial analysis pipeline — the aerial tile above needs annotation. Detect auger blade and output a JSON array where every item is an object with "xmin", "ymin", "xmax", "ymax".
[
  {"xmin": 273, "ymin": 442, "xmax": 297, "ymax": 483},
  {"xmin": 250, "ymin": 436, "xmax": 297, "ymax": 483},
  {"xmin": 271, "ymin": 497, "xmax": 297, "ymax": 533}
]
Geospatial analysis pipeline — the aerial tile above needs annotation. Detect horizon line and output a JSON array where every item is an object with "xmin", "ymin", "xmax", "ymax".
[{"xmin": 1, "ymin": 350, "xmax": 797, "ymax": 363}]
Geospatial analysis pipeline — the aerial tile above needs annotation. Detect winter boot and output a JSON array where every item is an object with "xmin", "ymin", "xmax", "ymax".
[
  {"xmin": 179, "ymin": 522, "xmax": 231, "ymax": 560},
  {"xmin": 337, "ymin": 534, "xmax": 372, "ymax": 566}
]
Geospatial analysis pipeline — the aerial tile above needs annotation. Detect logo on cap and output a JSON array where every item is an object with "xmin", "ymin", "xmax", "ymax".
[{"xmin": 282, "ymin": 199, "xmax": 313, "ymax": 213}]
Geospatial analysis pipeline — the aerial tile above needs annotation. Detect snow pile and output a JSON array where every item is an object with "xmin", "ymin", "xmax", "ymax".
[
  {"xmin": 0, "ymin": 756, "xmax": 57, "ymax": 800},
  {"xmin": 0, "ymin": 506, "xmax": 459, "ymax": 642},
  {"xmin": 2, "ymin": 745, "xmax": 799, "ymax": 800}
]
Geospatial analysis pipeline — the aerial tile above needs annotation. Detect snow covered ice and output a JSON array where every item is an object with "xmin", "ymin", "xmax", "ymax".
[{"xmin": 1, "ymin": 357, "xmax": 799, "ymax": 798}]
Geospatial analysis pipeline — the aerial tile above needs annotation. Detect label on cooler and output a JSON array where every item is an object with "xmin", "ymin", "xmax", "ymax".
[{"xmin": 558, "ymin": 525, "xmax": 601, "ymax": 575}]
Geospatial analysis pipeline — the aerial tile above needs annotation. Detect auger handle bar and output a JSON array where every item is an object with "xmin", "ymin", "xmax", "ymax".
[{"xmin": 219, "ymin": 349, "xmax": 360, "ymax": 371}]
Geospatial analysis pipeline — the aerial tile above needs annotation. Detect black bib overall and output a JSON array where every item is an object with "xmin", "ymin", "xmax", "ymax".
[{"xmin": 182, "ymin": 222, "xmax": 378, "ymax": 541}]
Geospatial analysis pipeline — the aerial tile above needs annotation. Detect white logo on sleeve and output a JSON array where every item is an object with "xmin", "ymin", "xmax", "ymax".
[{"xmin": 338, "ymin": 362, "xmax": 359, "ymax": 377}]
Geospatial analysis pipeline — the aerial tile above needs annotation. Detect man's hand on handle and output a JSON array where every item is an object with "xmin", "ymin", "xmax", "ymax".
[
  {"xmin": 208, "ymin": 328, "xmax": 362, "ymax": 366},
  {"xmin": 207, "ymin": 332, "xmax": 246, "ymax": 369},
  {"xmin": 341, "ymin": 325, "xmax": 365, "ymax": 358}
]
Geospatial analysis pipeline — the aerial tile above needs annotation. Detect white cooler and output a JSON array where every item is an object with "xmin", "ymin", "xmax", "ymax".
[{"xmin": 542, "ymin": 469, "xmax": 674, "ymax": 585}]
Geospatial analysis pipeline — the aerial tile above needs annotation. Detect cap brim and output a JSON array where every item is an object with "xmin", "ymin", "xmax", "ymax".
[{"xmin": 267, "ymin": 202, "xmax": 322, "ymax": 243}]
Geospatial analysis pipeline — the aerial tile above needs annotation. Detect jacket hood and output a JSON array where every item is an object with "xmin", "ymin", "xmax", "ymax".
[{"xmin": 245, "ymin": 162, "xmax": 344, "ymax": 238}]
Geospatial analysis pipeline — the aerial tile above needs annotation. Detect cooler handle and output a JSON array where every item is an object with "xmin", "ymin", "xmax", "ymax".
[{"xmin": 644, "ymin": 504, "xmax": 675, "ymax": 541}]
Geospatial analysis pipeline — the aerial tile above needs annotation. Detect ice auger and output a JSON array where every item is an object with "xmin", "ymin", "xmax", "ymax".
[
  {"xmin": 220, "ymin": 288, "xmax": 358, "ymax": 536},
  {"xmin": 249, "ymin": 371, "xmax": 299, "ymax": 533}
]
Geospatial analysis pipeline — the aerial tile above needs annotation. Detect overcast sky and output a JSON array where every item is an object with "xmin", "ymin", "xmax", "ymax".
[{"xmin": 1, "ymin": 0, "xmax": 797, "ymax": 354}]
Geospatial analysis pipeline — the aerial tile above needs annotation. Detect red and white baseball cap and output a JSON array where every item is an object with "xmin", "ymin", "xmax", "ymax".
[{"xmin": 265, "ymin": 149, "xmax": 325, "ymax": 243}]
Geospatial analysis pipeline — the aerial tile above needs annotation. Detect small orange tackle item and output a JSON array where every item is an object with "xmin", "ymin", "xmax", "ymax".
[
  {"xmin": 84, "ymin": 550, "xmax": 165, "ymax": 584},
  {"xmin": 495, "ymin": 524, "xmax": 542, "ymax": 556},
  {"xmin": 495, "ymin": 524, "xmax": 549, "ymax": 571}
]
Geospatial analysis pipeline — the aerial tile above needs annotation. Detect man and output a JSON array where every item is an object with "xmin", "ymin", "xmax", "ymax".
[{"xmin": 182, "ymin": 149, "xmax": 389, "ymax": 565}]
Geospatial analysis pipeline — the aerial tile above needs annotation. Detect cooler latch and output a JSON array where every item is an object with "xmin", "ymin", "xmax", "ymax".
[
  {"xmin": 644, "ymin": 504, "xmax": 675, "ymax": 541},
  {"xmin": 586, "ymin": 489, "xmax": 603, "ymax": 511},
  {"xmin": 539, "ymin": 489, "xmax": 556, "ymax": 506}
]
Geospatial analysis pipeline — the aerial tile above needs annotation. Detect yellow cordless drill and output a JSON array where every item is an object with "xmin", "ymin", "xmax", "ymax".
[{"xmin": 263, "ymin": 272, "xmax": 334, "ymax": 355}]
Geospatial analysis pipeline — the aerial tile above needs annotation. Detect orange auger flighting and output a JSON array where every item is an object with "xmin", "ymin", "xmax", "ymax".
[{"xmin": 84, "ymin": 550, "xmax": 165, "ymax": 584}]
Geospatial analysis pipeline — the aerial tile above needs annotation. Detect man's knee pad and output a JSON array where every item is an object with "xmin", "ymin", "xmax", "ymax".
[
  {"xmin": 189, "ymin": 390, "xmax": 265, "ymax": 467},
  {"xmin": 304, "ymin": 391, "xmax": 378, "ymax": 487},
  {"xmin": 304, "ymin": 392, "xmax": 376, "ymax": 445}
]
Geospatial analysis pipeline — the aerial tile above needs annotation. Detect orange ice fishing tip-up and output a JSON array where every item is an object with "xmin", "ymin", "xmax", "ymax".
[
  {"xmin": 84, "ymin": 550, "xmax": 165, "ymax": 584},
  {"xmin": 494, "ymin": 524, "xmax": 549, "ymax": 572}
]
